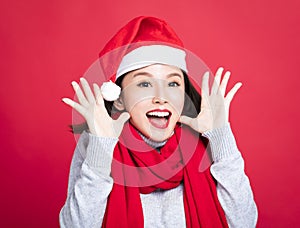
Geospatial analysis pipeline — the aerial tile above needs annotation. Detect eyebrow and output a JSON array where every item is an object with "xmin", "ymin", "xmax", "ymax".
[{"xmin": 132, "ymin": 72, "xmax": 183, "ymax": 79}]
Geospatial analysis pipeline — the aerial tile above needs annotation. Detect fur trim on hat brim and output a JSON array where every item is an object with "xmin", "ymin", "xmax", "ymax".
[{"xmin": 116, "ymin": 45, "xmax": 187, "ymax": 79}]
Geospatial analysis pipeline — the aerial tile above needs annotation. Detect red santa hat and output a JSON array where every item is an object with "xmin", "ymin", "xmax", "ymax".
[{"xmin": 99, "ymin": 16, "xmax": 188, "ymax": 87}]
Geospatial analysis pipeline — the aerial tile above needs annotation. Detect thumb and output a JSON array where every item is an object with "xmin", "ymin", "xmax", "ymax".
[
  {"xmin": 179, "ymin": 115, "xmax": 193, "ymax": 127},
  {"xmin": 113, "ymin": 112, "xmax": 130, "ymax": 137},
  {"xmin": 117, "ymin": 112, "xmax": 130, "ymax": 126}
]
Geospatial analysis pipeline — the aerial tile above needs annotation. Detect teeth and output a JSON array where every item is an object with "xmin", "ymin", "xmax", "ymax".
[{"xmin": 147, "ymin": 111, "xmax": 170, "ymax": 117}]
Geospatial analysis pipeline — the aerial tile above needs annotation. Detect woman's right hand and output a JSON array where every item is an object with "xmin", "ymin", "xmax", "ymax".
[{"xmin": 62, "ymin": 78, "xmax": 130, "ymax": 138}]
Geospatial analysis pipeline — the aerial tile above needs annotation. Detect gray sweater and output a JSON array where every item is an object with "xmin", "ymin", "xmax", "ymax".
[{"xmin": 59, "ymin": 124, "xmax": 258, "ymax": 228}]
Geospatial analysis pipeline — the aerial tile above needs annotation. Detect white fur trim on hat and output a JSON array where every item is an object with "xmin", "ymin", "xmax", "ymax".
[{"xmin": 116, "ymin": 45, "xmax": 187, "ymax": 79}]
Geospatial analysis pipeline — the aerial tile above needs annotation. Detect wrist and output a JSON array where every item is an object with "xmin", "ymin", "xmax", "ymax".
[{"xmin": 88, "ymin": 121, "xmax": 117, "ymax": 138}]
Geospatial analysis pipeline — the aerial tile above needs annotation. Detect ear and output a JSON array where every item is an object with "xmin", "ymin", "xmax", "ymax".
[{"xmin": 113, "ymin": 97, "xmax": 125, "ymax": 111}]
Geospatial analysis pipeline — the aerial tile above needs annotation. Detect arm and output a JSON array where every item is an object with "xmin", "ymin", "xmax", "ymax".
[
  {"xmin": 203, "ymin": 124, "xmax": 258, "ymax": 228},
  {"xmin": 59, "ymin": 132, "xmax": 118, "ymax": 228},
  {"xmin": 61, "ymin": 77, "xmax": 129, "ymax": 227},
  {"xmin": 179, "ymin": 67, "xmax": 257, "ymax": 226}
]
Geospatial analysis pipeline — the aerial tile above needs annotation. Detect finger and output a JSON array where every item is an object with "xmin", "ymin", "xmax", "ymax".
[
  {"xmin": 200, "ymin": 93, "xmax": 210, "ymax": 110},
  {"xmin": 219, "ymin": 70, "xmax": 231, "ymax": 96},
  {"xmin": 71, "ymin": 81, "xmax": 89, "ymax": 106},
  {"xmin": 225, "ymin": 82, "xmax": 242, "ymax": 103},
  {"xmin": 80, "ymin": 77, "xmax": 96, "ymax": 103},
  {"xmin": 62, "ymin": 98, "xmax": 86, "ymax": 117},
  {"xmin": 179, "ymin": 115, "xmax": 193, "ymax": 126},
  {"xmin": 211, "ymin": 67, "xmax": 223, "ymax": 95},
  {"xmin": 93, "ymin": 83, "xmax": 104, "ymax": 106},
  {"xmin": 201, "ymin": 71, "xmax": 210, "ymax": 96}
]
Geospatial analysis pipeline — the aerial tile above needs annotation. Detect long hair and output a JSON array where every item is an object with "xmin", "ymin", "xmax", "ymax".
[{"xmin": 71, "ymin": 71, "xmax": 201, "ymax": 134}]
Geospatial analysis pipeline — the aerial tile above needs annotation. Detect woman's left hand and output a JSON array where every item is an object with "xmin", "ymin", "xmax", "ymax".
[{"xmin": 179, "ymin": 67, "xmax": 242, "ymax": 133}]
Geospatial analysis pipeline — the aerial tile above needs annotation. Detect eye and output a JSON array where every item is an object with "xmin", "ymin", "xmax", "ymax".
[
  {"xmin": 168, "ymin": 81, "xmax": 180, "ymax": 87},
  {"xmin": 137, "ymin": 81, "xmax": 152, "ymax": 87}
]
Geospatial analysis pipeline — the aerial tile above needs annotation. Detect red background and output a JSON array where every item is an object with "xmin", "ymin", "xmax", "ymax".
[{"xmin": 1, "ymin": 0, "xmax": 299, "ymax": 227}]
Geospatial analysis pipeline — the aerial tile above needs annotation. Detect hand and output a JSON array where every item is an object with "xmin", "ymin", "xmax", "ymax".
[
  {"xmin": 62, "ymin": 78, "xmax": 130, "ymax": 137},
  {"xmin": 179, "ymin": 67, "xmax": 242, "ymax": 133}
]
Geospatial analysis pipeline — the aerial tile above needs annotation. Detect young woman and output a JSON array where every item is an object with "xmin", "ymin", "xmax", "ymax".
[{"xmin": 60, "ymin": 16, "xmax": 258, "ymax": 227}]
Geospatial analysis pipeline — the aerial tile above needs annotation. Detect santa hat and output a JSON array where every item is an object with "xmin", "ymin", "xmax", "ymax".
[{"xmin": 99, "ymin": 16, "xmax": 188, "ymax": 101}]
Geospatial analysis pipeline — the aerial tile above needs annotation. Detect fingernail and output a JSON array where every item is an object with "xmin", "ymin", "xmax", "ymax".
[{"xmin": 225, "ymin": 71, "xmax": 231, "ymax": 77}]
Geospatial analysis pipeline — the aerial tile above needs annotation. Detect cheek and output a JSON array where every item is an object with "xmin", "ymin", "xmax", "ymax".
[
  {"xmin": 122, "ymin": 92, "xmax": 146, "ymax": 113},
  {"xmin": 165, "ymin": 88, "xmax": 185, "ymax": 116},
  {"xmin": 121, "ymin": 85, "xmax": 154, "ymax": 112},
  {"xmin": 126, "ymin": 100, "xmax": 148, "ymax": 129}
]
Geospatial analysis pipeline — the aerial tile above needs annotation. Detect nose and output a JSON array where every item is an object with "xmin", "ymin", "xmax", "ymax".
[
  {"xmin": 152, "ymin": 84, "xmax": 168, "ymax": 104},
  {"xmin": 152, "ymin": 96, "xmax": 167, "ymax": 104}
]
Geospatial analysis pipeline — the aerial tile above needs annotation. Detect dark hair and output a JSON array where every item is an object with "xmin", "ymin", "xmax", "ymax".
[
  {"xmin": 71, "ymin": 71, "xmax": 201, "ymax": 134},
  {"xmin": 182, "ymin": 72, "xmax": 201, "ymax": 117}
]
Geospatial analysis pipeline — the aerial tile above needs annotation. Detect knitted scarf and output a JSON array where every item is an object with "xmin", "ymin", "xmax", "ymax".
[{"xmin": 102, "ymin": 122, "xmax": 228, "ymax": 227}]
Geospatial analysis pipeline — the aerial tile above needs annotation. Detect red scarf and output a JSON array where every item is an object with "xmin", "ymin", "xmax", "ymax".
[{"xmin": 102, "ymin": 122, "xmax": 228, "ymax": 227}]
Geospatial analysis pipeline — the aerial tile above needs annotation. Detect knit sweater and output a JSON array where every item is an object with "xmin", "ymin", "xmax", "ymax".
[{"xmin": 59, "ymin": 124, "xmax": 258, "ymax": 228}]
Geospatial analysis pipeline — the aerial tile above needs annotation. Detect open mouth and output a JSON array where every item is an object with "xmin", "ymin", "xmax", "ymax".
[{"xmin": 146, "ymin": 109, "xmax": 171, "ymax": 129}]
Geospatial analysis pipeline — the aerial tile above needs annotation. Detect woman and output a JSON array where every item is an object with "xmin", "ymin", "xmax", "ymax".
[{"xmin": 60, "ymin": 16, "xmax": 258, "ymax": 227}]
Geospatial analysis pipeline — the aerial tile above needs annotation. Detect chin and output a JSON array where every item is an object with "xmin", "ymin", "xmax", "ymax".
[
  {"xmin": 145, "ymin": 124, "xmax": 175, "ymax": 142},
  {"xmin": 130, "ymin": 117, "xmax": 177, "ymax": 142}
]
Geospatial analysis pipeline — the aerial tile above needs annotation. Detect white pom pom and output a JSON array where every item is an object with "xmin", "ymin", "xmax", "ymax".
[{"xmin": 100, "ymin": 80, "xmax": 121, "ymax": 101}]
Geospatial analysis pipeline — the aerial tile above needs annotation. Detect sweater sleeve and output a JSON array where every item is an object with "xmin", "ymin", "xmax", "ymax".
[
  {"xmin": 202, "ymin": 124, "xmax": 258, "ymax": 228},
  {"xmin": 59, "ymin": 132, "xmax": 118, "ymax": 228}
]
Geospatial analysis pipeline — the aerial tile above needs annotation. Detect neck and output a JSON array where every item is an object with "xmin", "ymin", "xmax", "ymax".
[{"xmin": 138, "ymin": 132, "xmax": 168, "ymax": 149}]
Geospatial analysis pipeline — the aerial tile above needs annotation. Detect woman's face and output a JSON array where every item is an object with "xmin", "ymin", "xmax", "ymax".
[{"xmin": 116, "ymin": 64, "xmax": 185, "ymax": 142}]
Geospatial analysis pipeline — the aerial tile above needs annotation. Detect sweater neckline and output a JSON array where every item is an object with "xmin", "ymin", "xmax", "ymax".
[{"xmin": 137, "ymin": 130, "xmax": 175, "ymax": 150}]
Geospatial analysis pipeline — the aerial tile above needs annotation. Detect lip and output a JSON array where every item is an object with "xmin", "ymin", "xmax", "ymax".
[
  {"xmin": 146, "ymin": 108, "xmax": 172, "ymax": 115},
  {"xmin": 146, "ymin": 109, "xmax": 172, "ymax": 129}
]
